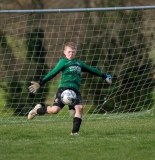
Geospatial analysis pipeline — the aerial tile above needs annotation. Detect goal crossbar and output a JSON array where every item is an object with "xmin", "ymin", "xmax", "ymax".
[{"xmin": 0, "ymin": 6, "xmax": 155, "ymax": 13}]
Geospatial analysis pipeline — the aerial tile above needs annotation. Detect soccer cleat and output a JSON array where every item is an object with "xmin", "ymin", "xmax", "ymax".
[
  {"xmin": 28, "ymin": 104, "xmax": 42, "ymax": 119},
  {"xmin": 70, "ymin": 132, "xmax": 79, "ymax": 136}
]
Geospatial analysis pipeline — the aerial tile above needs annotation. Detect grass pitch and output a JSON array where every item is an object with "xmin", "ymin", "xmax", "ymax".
[{"xmin": 0, "ymin": 115, "xmax": 155, "ymax": 160}]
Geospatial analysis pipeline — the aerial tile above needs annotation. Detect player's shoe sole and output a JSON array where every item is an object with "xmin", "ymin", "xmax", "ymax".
[
  {"xmin": 70, "ymin": 132, "xmax": 79, "ymax": 136},
  {"xmin": 28, "ymin": 104, "xmax": 42, "ymax": 120}
]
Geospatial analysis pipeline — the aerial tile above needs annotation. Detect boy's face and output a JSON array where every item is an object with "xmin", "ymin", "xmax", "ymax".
[{"xmin": 64, "ymin": 47, "xmax": 76, "ymax": 60}]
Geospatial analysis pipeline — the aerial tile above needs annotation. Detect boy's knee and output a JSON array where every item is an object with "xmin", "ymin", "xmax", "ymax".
[
  {"xmin": 47, "ymin": 106, "xmax": 61, "ymax": 114},
  {"xmin": 75, "ymin": 105, "xmax": 83, "ymax": 112}
]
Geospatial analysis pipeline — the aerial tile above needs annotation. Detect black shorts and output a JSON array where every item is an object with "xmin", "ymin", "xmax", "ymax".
[{"xmin": 53, "ymin": 87, "xmax": 82, "ymax": 110}]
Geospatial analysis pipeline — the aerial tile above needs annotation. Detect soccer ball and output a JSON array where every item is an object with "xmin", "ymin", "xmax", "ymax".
[{"xmin": 61, "ymin": 89, "xmax": 77, "ymax": 105}]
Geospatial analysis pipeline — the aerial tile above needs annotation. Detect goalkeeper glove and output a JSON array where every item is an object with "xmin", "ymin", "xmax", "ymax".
[
  {"xmin": 102, "ymin": 74, "xmax": 112, "ymax": 84},
  {"xmin": 29, "ymin": 81, "xmax": 40, "ymax": 93}
]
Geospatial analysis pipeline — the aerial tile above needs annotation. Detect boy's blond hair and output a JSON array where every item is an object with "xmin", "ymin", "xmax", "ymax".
[{"xmin": 64, "ymin": 42, "xmax": 77, "ymax": 50}]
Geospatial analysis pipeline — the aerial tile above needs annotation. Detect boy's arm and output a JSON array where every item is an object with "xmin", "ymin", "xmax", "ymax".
[
  {"xmin": 81, "ymin": 62, "xmax": 112, "ymax": 84},
  {"xmin": 40, "ymin": 59, "xmax": 64, "ymax": 86},
  {"xmin": 81, "ymin": 62, "xmax": 103, "ymax": 77},
  {"xmin": 29, "ymin": 59, "xmax": 65, "ymax": 93}
]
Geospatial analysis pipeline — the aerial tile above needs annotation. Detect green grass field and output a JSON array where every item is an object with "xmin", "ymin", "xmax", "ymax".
[{"xmin": 0, "ymin": 114, "xmax": 155, "ymax": 160}]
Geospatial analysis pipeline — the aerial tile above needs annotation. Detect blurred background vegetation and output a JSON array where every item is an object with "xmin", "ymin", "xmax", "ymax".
[{"xmin": 0, "ymin": 0, "xmax": 154, "ymax": 116}]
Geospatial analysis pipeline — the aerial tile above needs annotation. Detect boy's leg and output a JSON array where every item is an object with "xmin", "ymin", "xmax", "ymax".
[
  {"xmin": 28, "ymin": 103, "xmax": 61, "ymax": 119},
  {"xmin": 46, "ymin": 106, "xmax": 61, "ymax": 114},
  {"xmin": 71, "ymin": 104, "xmax": 83, "ymax": 135},
  {"xmin": 28, "ymin": 88, "xmax": 64, "ymax": 120}
]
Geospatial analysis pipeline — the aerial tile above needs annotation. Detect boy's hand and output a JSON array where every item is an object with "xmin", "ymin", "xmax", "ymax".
[
  {"xmin": 105, "ymin": 74, "xmax": 112, "ymax": 84},
  {"xmin": 102, "ymin": 74, "xmax": 112, "ymax": 84},
  {"xmin": 29, "ymin": 81, "xmax": 40, "ymax": 93}
]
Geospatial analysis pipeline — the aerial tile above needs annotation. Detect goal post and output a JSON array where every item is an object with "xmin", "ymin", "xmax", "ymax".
[{"xmin": 0, "ymin": 6, "xmax": 155, "ymax": 121}]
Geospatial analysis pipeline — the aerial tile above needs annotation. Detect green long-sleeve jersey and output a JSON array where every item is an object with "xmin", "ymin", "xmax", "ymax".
[{"xmin": 40, "ymin": 58, "xmax": 103, "ymax": 91}]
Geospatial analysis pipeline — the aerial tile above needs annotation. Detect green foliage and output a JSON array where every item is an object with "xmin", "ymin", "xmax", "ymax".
[
  {"xmin": 0, "ymin": 31, "xmax": 25, "ymax": 115},
  {"xmin": 0, "ymin": 29, "xmax": 49, "ymax": 115}
]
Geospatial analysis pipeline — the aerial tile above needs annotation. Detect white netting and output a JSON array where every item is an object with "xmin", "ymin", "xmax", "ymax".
[{"xmin": 0, "ymin": 8, "xmax": 154, "ymax": 122}]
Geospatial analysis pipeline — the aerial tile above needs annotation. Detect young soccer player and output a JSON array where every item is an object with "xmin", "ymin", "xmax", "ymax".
[{"xmin": 28, "ymin": 42, "xmax": 112, "ymax": 135}]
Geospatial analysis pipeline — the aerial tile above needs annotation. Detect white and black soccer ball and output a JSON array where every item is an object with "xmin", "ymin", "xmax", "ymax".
[{"xmin": 61, "ymin": 89, "xmax": 77, "ymax": 105}]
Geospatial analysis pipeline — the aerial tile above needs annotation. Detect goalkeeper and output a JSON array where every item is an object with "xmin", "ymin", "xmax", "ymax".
[{"xmin": 28, "ymin": 42, "xmax": 112, "ymax": 136}]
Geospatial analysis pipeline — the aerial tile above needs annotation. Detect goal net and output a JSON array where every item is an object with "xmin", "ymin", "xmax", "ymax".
[{"xmin": 0, "ymin": 7, "xmax": 155, "ymax": 122}]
